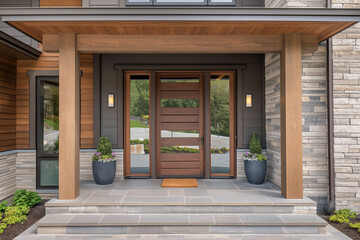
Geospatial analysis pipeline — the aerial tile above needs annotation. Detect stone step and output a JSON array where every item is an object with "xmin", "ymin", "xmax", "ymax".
[
  {"xmin": 37, "ymin": 213, "xmax": 327, "ymax": 235},
  {"xmin": 46, "ymin": 203, "xmax": 316, "ymax": 215}
]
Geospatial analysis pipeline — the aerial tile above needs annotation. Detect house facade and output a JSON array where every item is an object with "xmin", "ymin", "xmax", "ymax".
[{"xmin": 0, "ymin": 0, "xmax": 358, "ymax": 214}]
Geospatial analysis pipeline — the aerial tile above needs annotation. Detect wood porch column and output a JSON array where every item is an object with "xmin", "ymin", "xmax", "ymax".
[
  {"xmin": 280, "ymin": 33, "xmax": 303, "ymax": 199},
  {"xmin": 59, "ymin": 33, "xmax": 80, "ymax": 199}
]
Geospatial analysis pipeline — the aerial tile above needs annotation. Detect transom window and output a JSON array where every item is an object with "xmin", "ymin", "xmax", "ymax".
[{"xmin": 126, "ymin": 0, "xmax": 235, "ymax": 6}]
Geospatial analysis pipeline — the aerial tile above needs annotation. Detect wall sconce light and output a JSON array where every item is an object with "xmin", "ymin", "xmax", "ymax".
[
  {"xmin": 245, "ymin": 94, "xmax": 252, "ymax": 108},
  {"xmin": 108, "ymin": 93, "xmax": 115, "ymax": 108}
]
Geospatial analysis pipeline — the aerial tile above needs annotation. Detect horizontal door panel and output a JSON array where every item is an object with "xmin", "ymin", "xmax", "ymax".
[
  {"xmin": 161, "ymin": 115, "xmax": 199, "ymax": 123},
  {"xmin": 161, "ymin": 137, "xmax": 199, "ymax": 146},
  {"xmin": 161, "ymin": 108, "xmax": 199, "ymax": 115},
  {"xmin": 161, "ymin": 90, "xmax": 199, "ymax": 99},
  {"xmin": 161, "ymin": 153, "xmax": 200, "ymax": 161},
  {"xmin": 161, "ymin": 122, "xmax": 199, "ymax": 131},
  {"xmin": 160, "ymin": 169, "xmax": 202, "ymax": 176},
  {"xmin": 161, "ymin": 162, "xmax": 201, "ymax": 169},
  {"xmin": 160, "ymin": 82, "xmax": 199, "ymax": 91}
]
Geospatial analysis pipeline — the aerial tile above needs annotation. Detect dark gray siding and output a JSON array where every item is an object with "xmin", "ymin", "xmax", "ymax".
[
  {"xmin": 99, "ymin": 54, "xmax": 264, "ymax": 149},
  {"xmin": 0, "ymin": 0, "xmax": 39, "ymax": 48}
]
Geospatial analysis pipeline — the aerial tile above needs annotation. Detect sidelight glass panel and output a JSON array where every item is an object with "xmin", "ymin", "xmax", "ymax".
[
  {"xmin": 130, "ymin": 75, "xmax": 150, "ymax": 174},
  {"xmin": 40, "ymin": 160, "xmax": 59, "ymax": 186},
  {"xmin": 40, "ymin": 82, "xmax": 59, "ymax": 155},
  {"xmin": 210, "ymin": 75, "xmax": 230, "ymax": 174}
]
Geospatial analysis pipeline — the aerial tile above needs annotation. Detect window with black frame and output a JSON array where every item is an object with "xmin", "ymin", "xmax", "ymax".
[
  {"xmin": 36, "ymin": 77, "xmax": 59, "ymax": 189},
  {"xmin": 126, "ymin": 0, "xmax": 235, "ymax": 5}
]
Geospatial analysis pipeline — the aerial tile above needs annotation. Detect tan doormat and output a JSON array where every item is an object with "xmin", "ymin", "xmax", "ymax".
[{"xmin": 161, "ymin": 178, "xmax": 198, "ymax": 188}]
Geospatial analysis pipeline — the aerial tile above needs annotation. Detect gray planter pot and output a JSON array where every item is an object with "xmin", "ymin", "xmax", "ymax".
[
  {"xmin": 244, "ymin": 160, "xmax": 267, "ymax": 185},
  {"xmin": 92, "ymin": 161, "xmax": 116, "ymax": 185}
]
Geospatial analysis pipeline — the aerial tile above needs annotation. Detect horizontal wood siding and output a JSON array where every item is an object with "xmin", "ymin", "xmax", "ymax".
[
  {"xmin": 0, "ymin": 54, "xmax": 17, "ymax": 152},
  {"xmin": 40, "ymin": 0, "xmax": 82, "ymax": 7},
  {"xmin": 16, "ymin": 53, "xmax": 93, "ymax": 149},
  {"xmin": 80, "ymin": 54, "xmax": 94, "ymax": 148}
]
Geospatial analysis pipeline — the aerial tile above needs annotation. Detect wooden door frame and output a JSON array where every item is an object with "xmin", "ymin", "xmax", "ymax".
[
  {"xmin": 119, "ymin": 65, "xmax": 245, "ymax": 179},
  {"xmin": 155, "ymin": 71, "xmax": 205, "ymax": 178}
]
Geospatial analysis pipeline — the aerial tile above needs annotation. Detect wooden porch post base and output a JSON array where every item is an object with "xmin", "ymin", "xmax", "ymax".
[
  {"xmin": 280, "ymin": 33, "xmax": 304, "ymax": 199},
  {"xmin": 58, "ymin": 32, "xmax": 80, "ymax": 200}
]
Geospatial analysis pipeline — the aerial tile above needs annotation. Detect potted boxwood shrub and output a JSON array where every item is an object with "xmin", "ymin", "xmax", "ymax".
[
  {"xmin": 92, "ymin": 136, "xmax": 117, "ymax": 185},
  {"xmin": 243, "ymin": 132, "xmax": 267, "ymax": 185}
]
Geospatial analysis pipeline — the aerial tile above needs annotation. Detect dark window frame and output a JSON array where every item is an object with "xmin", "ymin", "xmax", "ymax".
[
  {"xmin": 36, "ymin": 76, "xmax": 59, "ymax": 190},
  {"xmin": 126, "ymin": 0, "xmax": 236, "ymax": 6}
]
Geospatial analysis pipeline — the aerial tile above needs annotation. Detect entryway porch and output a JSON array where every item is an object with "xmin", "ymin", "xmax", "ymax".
[{"xmin": 34, "ymin": 179, "xmax": 329, "ymax": 236}]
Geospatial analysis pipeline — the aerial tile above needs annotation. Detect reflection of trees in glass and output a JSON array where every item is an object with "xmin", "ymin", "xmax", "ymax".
[
  {"xmin": 42, "ymin": 83, "xmax": 59, "ymax": 153},
  {"xmin": 130, "ymin": 79, "xmax": 149, "ymax": 118},
  {"xmin": 161, "ymin": 99, "xmax": 199, "ymax": 108},
  {"xmin": 211, "ymin": 79, "xmax": 230, "ymax": 137}
]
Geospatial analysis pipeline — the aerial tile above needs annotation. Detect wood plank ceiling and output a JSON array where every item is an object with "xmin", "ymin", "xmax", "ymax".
[{"xmin": 9, "ymin": 21, "xmax": 354, "ymax": 43}]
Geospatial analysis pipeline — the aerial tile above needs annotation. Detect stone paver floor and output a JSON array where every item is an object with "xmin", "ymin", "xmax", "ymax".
[{"xmin": 46, "ymin": 180, "xmax": 316, "ymax": 206}]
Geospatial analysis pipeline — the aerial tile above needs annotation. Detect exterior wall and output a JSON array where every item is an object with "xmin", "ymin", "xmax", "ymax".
[
  {"xmin": 80, "ymin": 151, "xmax": 124, "ymax": 180},
  {"xmin": 40, "ymin": 0, "xmax": 82, "ymax": 7},
  {"xmin": 10, "ymin": 150, "xmax": 124, "ymax": 196},
  {"xmin": 16, "ymin": 53, "xmax": 94, "ymax": 149},
  {"xmin": 265, "ymin": 0, "xmax": 329, "ymax": 212},
  {"xmin": 0, "ymin": 53, "xmax": 17, "ymax": 152},
  {"xmin": 264, "ymin": 53, "xmax": 281, "ymax": 187},
  {"xmin": 0, "ymin": 152, "xmax": 16, "ymax": 200},
  {"xmin": 331, "ymin": 1, "xmax": 360, "ymax": 212},
  {"xmin": 266, "ymin": 0, "xmax": 360, "ymax": 211},
  {"xmin": 100, "ymin": 54, "xmax": 265, "ymax": 149}
]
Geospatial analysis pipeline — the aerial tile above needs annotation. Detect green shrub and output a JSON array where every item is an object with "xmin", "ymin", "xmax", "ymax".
[
  {"xmin": 11, "ymin": 189, "xmax": 41, "ymax": 208},
  {"xmin": 349, "ymin": 222, "xmax": 360, "ymax": 233},
  {"xmin": 0, "ymin": 206, "xmax": 29, "ymax": 234},
  {"xmin": 249, "ymin": 132, "xmax": 262, "ymax": 154},
  {"xmin": 97, "ymin": 136, "xmax": 113, "ymax": 155},
  {"xmin": 329, "ymin": 209, "xmax": 357, "ymax": 223},
  {"xmin": 0, "ymin": 201, "xmax": 7, "ymax": 212}
]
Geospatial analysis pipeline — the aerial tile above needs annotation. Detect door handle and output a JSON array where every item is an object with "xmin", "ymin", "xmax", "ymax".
[{"xmin": 201, "ymin": 137, "xmax": 204, "ymax": 146}]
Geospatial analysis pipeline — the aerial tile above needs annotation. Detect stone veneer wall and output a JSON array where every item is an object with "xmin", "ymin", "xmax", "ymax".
[
  {"xmin": 80, "ymin": 150, "xmax": 124, "ymax": 180},
  {"xmin": 0, "ymin": 152, "xmax": 17, "ymax": 200},
  {"xmin": 0, "ymin": 150, "xmax": 124, "ymax": 200},
  {"xmin": 265, "ymin": 0, "xmax": 329, "ymax": 212},
  {"xmin": 331, "ymin": 0, "xmax": 360, "ymax": 212}
]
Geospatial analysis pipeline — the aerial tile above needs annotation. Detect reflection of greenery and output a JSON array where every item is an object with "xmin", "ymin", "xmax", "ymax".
[
  {"xmin": 130, "ymin": 120, "xmax": 148, "ymax": 128},
  {"xmin": 161, "ymin": 99, "xmax": 199, "ymax": 108},
  {"xmin": 44, "ymin": 116, "xmax": 59, "ymax": 130},
  {"xmin": 130, "ymin": 80, "xmax": 149, "ymax": 117},
  {"xmin": 54, "ymin": 138, "xmax": 59, "ymax": 151},
  {"xmin": 161, "ymin": 146, "xmax": 199, "ymax": 153},
  {"xmin": 131, "ymin": 139, "xmax": 228, "ymax": 154},
  {"xmin": 211, "ymin": 80, "xmax": 230, "ymax": 137}
]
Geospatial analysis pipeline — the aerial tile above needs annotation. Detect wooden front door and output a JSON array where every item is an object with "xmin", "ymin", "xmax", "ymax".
[{"xmin": 156, "ymin": 72, "xmax": 204, "ymax": 177}]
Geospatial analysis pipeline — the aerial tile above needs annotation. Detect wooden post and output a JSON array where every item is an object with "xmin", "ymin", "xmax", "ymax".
[
  {"xmin": 59, "ymin": 33, "xmax": 80, "ymax": 199},
  {"xmin": 280, "ymin": 33, "xmax": 303, "ymax": 199}
]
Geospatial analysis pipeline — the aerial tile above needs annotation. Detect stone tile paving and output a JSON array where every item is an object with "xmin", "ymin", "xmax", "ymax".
[
  {"xmin": 15, "ymin": 223, "xmax": 351, "ymax": 240},
  {"xmin": 46, "ymin": 180, "xmax": 315, "ymax": 207}
]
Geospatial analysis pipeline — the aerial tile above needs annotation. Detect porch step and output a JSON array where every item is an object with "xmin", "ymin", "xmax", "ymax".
[
  {"xmin": 36, "ymin": 213, "xmax": 327, "ymax": 235},
  {"xmin": 45, "ymin": 202, "xmax": 317, "ymax": 215}
]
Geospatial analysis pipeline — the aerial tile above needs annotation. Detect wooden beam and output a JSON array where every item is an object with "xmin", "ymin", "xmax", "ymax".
[
  {"xmin": 280, "ymin": 33, "xmax": 303, "ymax": 199},
  {"xmin": 59, "ymin": 33, "xmax": 80, "ymax": 200},
  {"xmin": 43, "ymin": 34, "xmax": 318, "ymax": 54}
]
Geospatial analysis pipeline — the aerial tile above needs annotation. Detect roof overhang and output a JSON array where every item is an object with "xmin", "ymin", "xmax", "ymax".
[
  {"xmin": 1, "ymin": 7, "xmax": 359, "ymax": 48},
  {"xmin": 0, "ymin": 31, "xmax": 41, "ymax": 60}
]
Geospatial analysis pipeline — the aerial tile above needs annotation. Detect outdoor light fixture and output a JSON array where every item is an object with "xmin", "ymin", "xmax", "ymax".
[
  {"xmin": 246, "ymin": 94, "xmax": 252, "ymax": 108},
  {"xmin": 108, "ymin": 94, "xmax": 115, "ymax": 108}
]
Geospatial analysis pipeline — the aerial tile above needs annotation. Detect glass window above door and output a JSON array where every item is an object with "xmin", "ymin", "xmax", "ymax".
[{"xmin": 126, "ymin": 0, "xmax": 235, "ymax": 6}]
